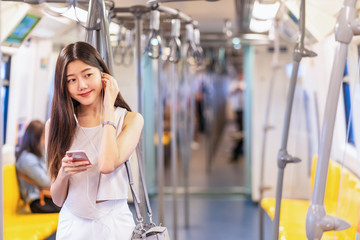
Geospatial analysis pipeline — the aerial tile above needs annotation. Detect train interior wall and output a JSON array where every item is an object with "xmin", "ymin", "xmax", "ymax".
[
  {"xmin": 250, "ymin": 33, "xmax": 360, "ymax": 204},
  {"xmin": 4, "ymin": 28, "xmax": 360, "ymax": 197}
]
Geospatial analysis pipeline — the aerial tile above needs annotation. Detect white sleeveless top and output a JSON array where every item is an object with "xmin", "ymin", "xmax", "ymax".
[{"xmin": 64, "ymin": 107, "xmax": 129, "ymax": 219}]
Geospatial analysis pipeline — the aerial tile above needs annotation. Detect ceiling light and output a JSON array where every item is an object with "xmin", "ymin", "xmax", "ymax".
[
  {"xmin": 252, "ymin": 1, "xmax": 280, "ymax": 20},
  {"xmin": 109, "ymin": 22, "xmax": 120, "ymax": 36},
  {"xmin": 232, "ymin": 37, "xmax": 241, "ymax": 45},
  {"xmin": 249, "ymin": 18, "xmax": 273, "ymax": 33},
  {"xmin": 61, "ymin": 6, "xmax": 88, "ymax": 23}
]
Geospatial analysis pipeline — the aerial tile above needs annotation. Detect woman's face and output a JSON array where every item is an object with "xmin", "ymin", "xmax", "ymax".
[{"xmin": 66, "ymin": 60, "xmax": 102, "ymax": 107}]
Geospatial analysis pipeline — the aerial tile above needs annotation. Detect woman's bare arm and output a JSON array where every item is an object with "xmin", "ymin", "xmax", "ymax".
[{"xmin": 98, "ymin": 111, "xmax": 144, "ymax": 174}]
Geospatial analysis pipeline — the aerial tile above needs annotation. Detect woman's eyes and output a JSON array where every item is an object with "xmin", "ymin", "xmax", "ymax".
[{"xmin": 66, "ymin": 73, "xmax": 94, "ymax": 83}]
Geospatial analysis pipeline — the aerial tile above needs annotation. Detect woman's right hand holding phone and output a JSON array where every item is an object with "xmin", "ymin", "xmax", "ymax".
[
  {"xmin": 60, "ymin": 155, "xmax": 92, "ymax": 177},
  {"xmin": 50, "ymin": 155, "xmax": 92, "ymax": 207}
]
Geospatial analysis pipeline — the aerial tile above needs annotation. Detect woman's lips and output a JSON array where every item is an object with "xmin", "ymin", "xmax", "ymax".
[{"xmin": 79, "ymin": 91, "xmax": 92, "ymax": 97}]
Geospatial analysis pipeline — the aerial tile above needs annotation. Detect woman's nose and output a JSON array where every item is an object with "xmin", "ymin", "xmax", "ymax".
[{"xmin": 78, "ymin": 78, "xmax": 88, "ymax": 90}]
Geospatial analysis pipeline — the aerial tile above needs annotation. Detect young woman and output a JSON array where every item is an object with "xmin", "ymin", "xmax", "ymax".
[
  {"xmin": 15, "ymin": 120, "xmax": 60, "ymax": 213},
  {"xmin": 46, "ymin": 41, "xmax": 143, "ymax": 239}
]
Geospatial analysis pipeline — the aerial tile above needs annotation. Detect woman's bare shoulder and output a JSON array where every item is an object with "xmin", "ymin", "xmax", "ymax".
[{"xmin": 124, "ymin": 112, "xmax": 144, "ymax": 127}]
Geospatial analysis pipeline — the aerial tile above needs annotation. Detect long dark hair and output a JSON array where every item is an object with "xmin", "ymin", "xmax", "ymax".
[
  {"xmin": 16, "ymin": 120, "xmax": 44, "ymax": 160},
  {"xmin": 47, "ymin": 41, "xmax": 131, "ymax": 179}
]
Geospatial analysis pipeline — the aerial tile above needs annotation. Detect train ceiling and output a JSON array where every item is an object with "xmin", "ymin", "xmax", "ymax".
[{"xmin": 3, "ymin": 0, "xmax": 360, "ymax": 44}]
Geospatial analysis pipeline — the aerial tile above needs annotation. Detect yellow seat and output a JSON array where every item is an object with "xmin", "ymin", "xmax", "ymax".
[
  {"xmin": 3, "ymin": 164, "xmax": 59, "ymax": 240},
  {"xmin": 261, "ymin": 156, "xmax": 360, "ymax": 239},
  {"xmin": 154, "ymin": 131, "xmax": 171, "ymax": 145}
]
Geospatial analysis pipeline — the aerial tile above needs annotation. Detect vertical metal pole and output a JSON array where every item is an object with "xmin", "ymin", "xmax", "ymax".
[
  {"xmin": 86, "ymin": 0, "xmax": 114, "ymax": 74},
  {"xmin": 272, "ymin": 57, "xmax": 301, "ymax": 240},
  {"xmin": 259, "ymin": 19, "xmax": 280, "ymax": 240},
  {"xmin": 272, "ymin": 0, "xmax": 317, "ymax": 239},
  {"xmin": 312, "ymin": 45, "xmax": 347, "ymax": 205},
  {"xmin": 0, "ymin": 0, "xmax": 4, "ymax": 237},
  {"xmin": 186, "ymin": 70, "xmax": 195, "ymax": 229},
  {"xmin": 306, "ymin": 0, "xmax": 359, "ymax": 239},
  {"xmin": 134, "ymin": 14, "xmax": 146, "ymax": 220},
  {"xmin": 179, "ymin": 20, "xmax": 190, "ymax": 229},
  {"xmin": 100, "ymin": 0, "xmax": 114, "ymax": 73},
  {"xmin": 156, "ymin": 60, "xmax": 165, "ymax": 224},
  {"xmin": 306, "ymin": 43, "xmax": 349, "ymax": 239},
  {"xmin": 95, "ymin": 30, "xmax": 102, "ymax": 55},
  {"xmin": 170, "ymin": 62, "xmax": 178, "ymax": 240},
  {"xmin": 85, "ymin": 0, "xmax": 97, "ymax": 44},
  {"xmin": 183, "ymin": 63, "xmax": 193, "ymax": 229},
  {"xmin": 178, "ymin": 71, "xmax": 190, "ymax": 228},
  {"xmin": 184, "ymin": 150, "xmax": 189, "ymax": 228}
]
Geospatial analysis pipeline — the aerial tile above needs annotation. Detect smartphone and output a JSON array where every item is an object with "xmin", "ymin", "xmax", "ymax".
[{"xmin": 66, "ymin": 150, "xmax": 92, "ymax": 165}]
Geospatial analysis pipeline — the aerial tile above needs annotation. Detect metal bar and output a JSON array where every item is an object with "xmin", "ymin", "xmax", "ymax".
[
  {"xmin": 95, "ymin": 30, "xmax": 102, "ymax": 55},
  {"xmin": 306, "ymin": 0, "xmax": 358, "ymax": 239},
  {"xmin": 170, "ymin": 62, "xmax": 178, "ymax": 240},
  {"xmin": 178, "ymin": 74, "xmax": 191, "ymax": 228},
  {"xmin": 259, "ymin": 19, "xmax": 280, "ymax": 240},
  {"xmin": 272, "ymin": 0, "xmax": 317, "ymax": 238},
  {"xmin": 155, "ymin": 5, "xmax": 192, "ymax": 23},
  {"xmin": 272, "ymin": 57, "xmax": 301, "ymax": 240},
  {"xmin": 314, "ymin": 43, "xmax": 347, "ymax": 203},
  {"xmin": 186, "ymin": 66, "xmax": 196, "ymax": 229},
  {"xmin": 134, "ymin": 14, "xmax": 147, "ymax": 222},
  {"xmin": 184, "ymin": 70, "xmax": 192, "ymax": 229},
  {"xmin": 306, "ymin": 42, "xmax": 348, "ymax": 240},
  {"xmin": 113, "ymin": 3, "xmax": 153, "ymax": 225},
  {"xmin": 184, "ymin": 149, "xmax": 189, "ymax": 228},
  {"xmin": 113, "ymin": 7, "xmax": 132, "ymax": 13},
  {"xmin": 156, "ymin": 59, "xmax": 165, "ymax": 224},
  {"xmin": 100, "ymin": 0, "xmax": 114, "ymax": 73},
  {"xmin": 85, "ymin": 0, "xmax": 98, "ymax": 44}
]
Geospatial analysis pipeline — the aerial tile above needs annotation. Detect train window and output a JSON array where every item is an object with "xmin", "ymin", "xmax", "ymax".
[
  {"xmin": 342, "ymin": 61, "xmax": 355, "ymax": 145},
  {"xmin": 1, "ymin": 55, "xmax": 11, "ymax": 144}
]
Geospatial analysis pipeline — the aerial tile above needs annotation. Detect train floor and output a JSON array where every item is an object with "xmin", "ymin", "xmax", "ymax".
[{"xmin": 131, "ymin": 120, "xmax": 274, "ymax": 240}]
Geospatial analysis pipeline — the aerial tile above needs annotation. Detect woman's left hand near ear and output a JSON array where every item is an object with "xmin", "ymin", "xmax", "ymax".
[{"xmin": 101, "ymin": 73, "xmax": 119, "ymax": 108}]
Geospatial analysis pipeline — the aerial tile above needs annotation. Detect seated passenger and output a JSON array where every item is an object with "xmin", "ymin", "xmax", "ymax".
[{"xmin": 15, "ymin": 120, "xmax": 60, "ymax": 213}]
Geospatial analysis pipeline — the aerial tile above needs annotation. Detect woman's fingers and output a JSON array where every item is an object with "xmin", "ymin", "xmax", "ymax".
[
  {"xmin": 62, "ymin": 156, "xmax": 92, "ymax": 175},
  {"xmin": 101, "ymin": 72, "xmax": 119, "ymax": 106},
  {"xmin": 66, "ymin": 164, "xmax": 91, "ymax": 174},
  {"xmin": 101, "ymin": 73, "xmax": 119, "ymax": 91}
]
